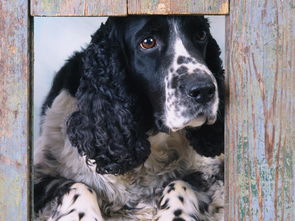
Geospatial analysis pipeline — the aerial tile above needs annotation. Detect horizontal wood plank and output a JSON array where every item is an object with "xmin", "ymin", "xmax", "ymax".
[
  {"xmin": 128, "ymin": 0, "xmax": 229, "ymax": 15},
  {"xmin": 0, "ymin": 0, "xmax": 30, "ymax": 220},
  {"xmin": 225, "ymin": 0, "xmax": 294, "ymax": 220},
  {"xmin": 31, "ymin": 0, "xmax": 127, "ymax": 16}
]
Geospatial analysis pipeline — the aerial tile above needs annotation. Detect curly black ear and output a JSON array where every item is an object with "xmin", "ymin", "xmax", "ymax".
[
  {"xmin": 67, "ymin": 20, "xmax": 151, "ymax": 175},
  {"xmin": 186, "ymin": 33, "xmax": 224, "ymax": 157}
]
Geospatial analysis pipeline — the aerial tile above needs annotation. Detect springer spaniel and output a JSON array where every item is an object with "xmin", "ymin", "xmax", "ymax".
[{"xmin": 34, "ymin": 16, "xmax": 224, "ymax": 221}]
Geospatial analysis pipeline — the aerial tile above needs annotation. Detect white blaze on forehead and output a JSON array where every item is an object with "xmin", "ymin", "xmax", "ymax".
[
  {"xmin": 164, "ymin": 22, "xmax": 219, "ymax": 130},
  {"xmin": 170, "ymin": 22, "xmax": 214, "ymax": 77},
  {"xmin": 173, "ymin": 38, "xmax": 210, "ymax": 74}
]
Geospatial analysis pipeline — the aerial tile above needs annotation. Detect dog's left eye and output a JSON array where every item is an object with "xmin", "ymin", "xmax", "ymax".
[
  {"xmin": 140, "ymin": 37, "xmax": 157, "ymax": 49},
  {"xmin": 196, "ymin": 31, "xmax": 207, "ymax": 42}
]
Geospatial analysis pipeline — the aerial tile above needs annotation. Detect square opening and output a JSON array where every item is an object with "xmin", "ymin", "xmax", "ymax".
[{"xmin": 33, "ymin": 15, "xmax": 225, "ymax": 220}]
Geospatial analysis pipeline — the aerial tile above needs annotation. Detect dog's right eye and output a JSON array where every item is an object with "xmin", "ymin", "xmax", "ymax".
[
  {"xmin": 140, "ymin": 37, "xmax": 157, "ymax": 49},
  {"xmin": 195, "ymin": 31, "xmax": 207, "ymax": 42}
]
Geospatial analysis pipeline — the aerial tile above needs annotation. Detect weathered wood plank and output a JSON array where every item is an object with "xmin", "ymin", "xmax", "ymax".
[
  {"xmin": 0, "ymin": 0, "xmax": 30, "ymax": 220},
  {"xmin": 31, "ymin": 0, "xmax": 127, "ymax": 16},
  {"xmin": 128, "ymin": 0, "xmax": 228, "ymax": 15},
  {"xmin": 225, "ymin": 0, "xmax": 294, "ymax": 220}
]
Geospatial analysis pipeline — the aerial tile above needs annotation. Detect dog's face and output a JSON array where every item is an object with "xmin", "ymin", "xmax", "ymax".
[
  {"xmin": 117, "ymin": 16, "xmax": 219, "ymax": 131},
  {"xmin": 67, "ymin": 16, "xmax": 223, "ymax": 174}
]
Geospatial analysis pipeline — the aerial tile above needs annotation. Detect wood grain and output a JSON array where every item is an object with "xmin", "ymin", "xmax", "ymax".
[
  {"xmin": 225, "ymin": 0, "xmax": 294, "ymax": 220},
  {"xmin": 3, "ymin": 0, "xmax": 293, "ymax": 220},
  {"xmin": 31, "ymin": 0, "xmax": 127, "ymax": 16},
  {"xmin": 0, "ymin": 0, "xmax": 31, "ymax": 220},
  {"xmin": 128, "ymin": 0, "xmax": 229, "ymax": 15}
]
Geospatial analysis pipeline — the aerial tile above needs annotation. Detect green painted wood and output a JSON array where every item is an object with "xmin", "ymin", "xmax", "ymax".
[
  {"xmin": 31, "ymin": 0, "xmax": 127, "ymax": 16},
  {"xmin": 128, "ymin": 0, "xmax": 229, "ymax": 15},
  {"xmin": 32, "ymin": 0, "xmax": 228, "ymax": 16},
  {"xmin": 225, "ymin": 0, "xmax": 294, "ymax": 220},
  {"xmin": 0, "ymin": 0, "xmax": 31, "ymax": 220}
]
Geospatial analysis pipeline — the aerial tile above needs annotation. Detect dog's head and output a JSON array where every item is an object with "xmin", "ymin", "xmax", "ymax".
[
  {"xmin": 113, "ymin": 16, "xmax": 220, "ymax": 131},
  {"xmin": 67, "ymin": 16, "xmax": 224, "ymax": 175}
]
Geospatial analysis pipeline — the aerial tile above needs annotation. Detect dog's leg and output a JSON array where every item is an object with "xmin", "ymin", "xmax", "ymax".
[
  {"xmin": 47, "ymin": 183, "xmax": 103, "ymax": 221},
  {"xmin": 155, "ymin": 180, "xmax": 202, "ymax": 221},
  {"xmin": 155, "ymin": 180, "xmax": 224, "ymax": 221},
  {"xmin": 34, "ymin": 177, "xmax": 103, "ymax": 221}
]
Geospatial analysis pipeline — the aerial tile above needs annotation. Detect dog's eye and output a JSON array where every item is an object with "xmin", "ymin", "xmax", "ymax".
[
  {"xmin": 140, "ymin": 37, "xmax": 157, "ymax": 49},
  {"xmin": 196, "ymin": 31, "xmax": 207, "ymax": 41}
]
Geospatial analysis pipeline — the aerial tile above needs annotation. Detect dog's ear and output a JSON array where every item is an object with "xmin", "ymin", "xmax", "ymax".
[
  {"xmin": 186, "ymin": 34, "xmax": 224, "ymax": 157},
  {"xmin": 67, "ymin": 19, "xmax": 151, "ymax": 175}
]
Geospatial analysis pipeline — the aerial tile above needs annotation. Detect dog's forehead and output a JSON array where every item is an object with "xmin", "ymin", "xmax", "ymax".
[
  {"xmin": 125, "ymin": 16, "xmax": 168, "ymax": 32},
  {"xmin": 125, "ymin": 16, "xmax": 204, "ymax": 33}
]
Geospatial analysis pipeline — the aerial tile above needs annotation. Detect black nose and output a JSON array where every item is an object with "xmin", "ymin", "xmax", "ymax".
[{"xmin": 188, "ymin": 83, "xmax": 215, "ymax": 103}]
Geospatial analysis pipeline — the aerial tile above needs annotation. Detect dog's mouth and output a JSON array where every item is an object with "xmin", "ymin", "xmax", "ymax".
[
  {"xmin": 169, "ymin": 113, "xmax": 216, "ymax": 132},
  {"xmin": 156, "ymin": 111, "xmax": 217, "ymax": 132}
]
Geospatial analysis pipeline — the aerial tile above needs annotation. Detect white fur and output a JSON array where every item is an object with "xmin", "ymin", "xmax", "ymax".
[
  {"xmin": 156, "ymin": 180, "xmax": 202, "ymax": 221},
  {"xmin": 173, "ymin": 38, "xmax": 213, "ymax": 76},
  {"xmin": 156, "ymin": 179, "xmax": 224, "ymax": 221},
  {"xmin": 35, "ymin": 90, "xmax": 224, "ymax": 220},
  {"xmin": 164, "ymin": 25, "xmax": 219, "ymax": 130},
  {"xmin": 48, "ymin": 183, "xmax": 103, "ymax": 221}
]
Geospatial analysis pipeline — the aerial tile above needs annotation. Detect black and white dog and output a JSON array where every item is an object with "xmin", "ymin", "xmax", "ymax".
[{"xmin": 34, "ymin": 16, "xmax": 224, "ymax": 221}]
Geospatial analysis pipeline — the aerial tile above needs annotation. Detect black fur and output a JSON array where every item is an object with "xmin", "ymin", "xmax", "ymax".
[
  {"xmin": 67, "ymin": 21, "xmax": 152, "ymax": 175},
  {"xmin": 185, "ymin": 33, "xmax": 224, "ymax": 157},
  {"xmin": 41, "ymin": 16, "xmax": 224, "ymax": 175},
  {"xmin": 35, "ymin": 16, "xmax": 225, "ymax": 219},
  {"xmin": 34, "ymin": 176, "xmax": 75, "ymax": 213}
]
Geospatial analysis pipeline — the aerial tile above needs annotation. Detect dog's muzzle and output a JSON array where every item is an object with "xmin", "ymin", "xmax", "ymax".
[
  {"xmin": 183, "ymin": 72, "xmax": 216, "ymax": 104},
  {"xmin": 165, "ymin": 69, "xmax": 218, "ymax": 131}
]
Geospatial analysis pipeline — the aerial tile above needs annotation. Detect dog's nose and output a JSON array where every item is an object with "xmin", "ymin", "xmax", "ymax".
[{"xmin": 188, "ymin": 82, "xmax": 215, "ymax": 103}]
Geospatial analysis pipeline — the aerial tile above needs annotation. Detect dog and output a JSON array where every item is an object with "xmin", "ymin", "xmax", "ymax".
[{"xmin": 34, "ymin": 16, "xmax": 225, "ymax": 221}]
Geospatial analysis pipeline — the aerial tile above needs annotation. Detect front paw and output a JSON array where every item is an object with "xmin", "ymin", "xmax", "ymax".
[
  {"xmin": 155, "ymin": 180, "xmax": 200, "ymax": 221},
  {"xmin": 49, "ymin": 183, "xmax": 103, "ymax": 221}
]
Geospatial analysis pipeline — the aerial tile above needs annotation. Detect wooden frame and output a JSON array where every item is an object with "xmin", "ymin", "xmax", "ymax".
[{"xmin": 0, "ymin": 0, "xmax": 293, "ymax": 220}]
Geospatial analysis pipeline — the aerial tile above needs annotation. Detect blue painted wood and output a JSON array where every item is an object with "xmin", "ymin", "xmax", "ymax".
[
  {"xmin": 31, "ymin": 0, "xmax": 127, "ymax": 16},
  {"xmin": 225, "ymin": 0, "xmax": 294, "ymax": 220},
  {"xmin": 0, "ymin": 0, "xmax": 293, "ymax": 220},
  {"xmin": 0, "ymin": 0, "xmax": 30, "ymax": 220},
  {"xmin": 128, "ymin": 0, "xmax": 229, "ymax": 14}
]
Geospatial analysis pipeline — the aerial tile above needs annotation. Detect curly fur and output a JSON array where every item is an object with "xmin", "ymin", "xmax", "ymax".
[
  {"xmin": 185, "ymin": 28, "xmax": 224, "ymax": 157},
  {"xmin": 34, "ymin": 16, "xmax": 225, "ymax": 221},
  {"xmin": 67, "ymin": 22, "xmax": 151, "ymax": 175}
]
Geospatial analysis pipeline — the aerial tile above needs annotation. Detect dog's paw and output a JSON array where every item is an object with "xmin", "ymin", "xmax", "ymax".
[
  {"xmin": 155, "ymin": 180, "xmax": 224, "ymax": 221},
  {"xmin": 155, "ymin": 180, "xmax": 201, "ymax": 221},
  {"xmin": 48, "ymin": 183, "xmax": 103, "ymax": 221}
]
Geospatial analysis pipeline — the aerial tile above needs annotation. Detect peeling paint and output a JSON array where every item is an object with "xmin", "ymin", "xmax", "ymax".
[
  {"xmin": 31, "ymin": 0, "xmax": 127, "ymax": 16},
  {"xmin": 0, "ymin": 0, "xmax": 30, "ymax": 220},
  {"xmin": 128, "ymin": 0, "xmax": 229, "ymax": 15},
  {"xmin": 219, "ymin": 2, "xmax": 229, "ymax": 14},
  {"xmin": 0, "ymin": 154, "xmax": 22, "ymax": 169},
  {"xmin": 1, "ymin": 0, "xmax": 293, "ymax": 220},
  {"xmin": 226, "ymin": 0, "xmax": 294, "ymax": 220}
]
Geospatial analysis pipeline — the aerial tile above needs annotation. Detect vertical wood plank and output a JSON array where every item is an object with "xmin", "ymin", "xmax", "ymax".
[
  {"xmin": 128, "ymin": 0, "xmax": 229, "ymax": 15},
  {"xmin": 31, "ymin": 0, "xmax": 127, "ymax": 16},
  {"xmin": 225, "ymin": 0, "xmax": 294, "ymax": 220},
  {"xmin": 0, "ymin": 0, "xmax": 30, "ymax": 220}
]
